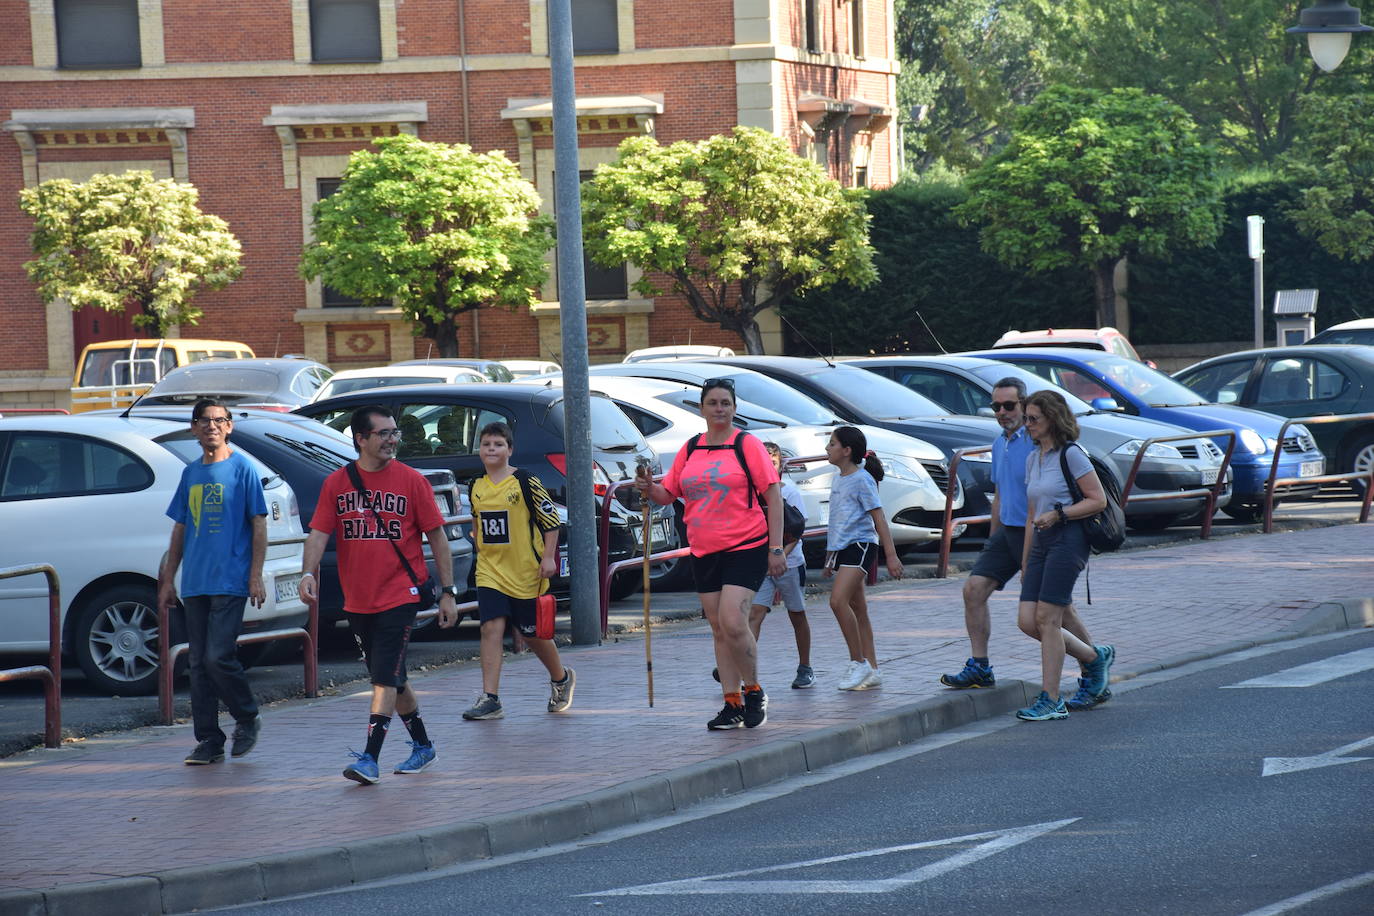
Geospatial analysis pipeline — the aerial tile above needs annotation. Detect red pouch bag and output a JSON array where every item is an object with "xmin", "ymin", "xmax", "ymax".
[{"xmin": 535, "ymin": 593, "xmax": 556, "ymax": 640}]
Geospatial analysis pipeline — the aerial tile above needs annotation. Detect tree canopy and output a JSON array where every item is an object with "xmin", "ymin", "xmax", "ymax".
[
  {"xmin": 956, "ymin": 86, "xmax": 1224, "ymax": 327},
  {"xmin": 19, "ymin": 170, "xmax": 242, "ymax": 336},
  {"xmin": 579, "ymin": 126, "xmax": 876, "ymax": 354},
  {"xmin": 1283, "ymin": 93, "xmax": 1374, "ymax": 261},
  {"xmin": 300, "ymin": 134, "xmax": 553, "ymax": 357}
]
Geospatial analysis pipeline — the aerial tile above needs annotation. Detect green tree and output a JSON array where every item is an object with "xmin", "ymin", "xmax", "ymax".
[
  {"xmin": 301, "ymin": 134, "xmax": 553, "ymax": 357},
  {"xmin": 580, "ymin": 127, "xmax": 876, "ymax": 354},
  {"xmin": 1025, "ymin": 0, "xmax": 1322, "ymax": 167},
  {"xmin": 956, "ymin": 86, "xmax": 1224, "ymax": 327},
  {"xmin": 19, "ymin": 170, "xmax": 242, "ymax": 336},
  {"xmin": 1283, "ymin": 94, "xmax": 1374, "ymax": 261}
]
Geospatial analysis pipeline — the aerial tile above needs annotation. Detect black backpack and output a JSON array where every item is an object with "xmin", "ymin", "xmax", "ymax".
[{"xmin": 683, "ymin": 432, "xmax": 806, "ymax": 545}]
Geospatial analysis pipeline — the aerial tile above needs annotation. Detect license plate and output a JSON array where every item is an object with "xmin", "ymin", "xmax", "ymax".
[
  {"xmin": 652, "ymin": 519, "xmax": 672, "ymax": 546},
  {"xmin": 275, "ymin": 573, "xmax": 302, "ymax": 602},
  {"xmin": 1200, "ymin": 468, "xmax": 1220, "ymax": 485},
  {"xmin": 1300, "ymin": 459, "xmax": 1323, "ymax": 478},
  {"xmin": 559, "ymin": 548, "xmax": 569, "ymax": 577}
]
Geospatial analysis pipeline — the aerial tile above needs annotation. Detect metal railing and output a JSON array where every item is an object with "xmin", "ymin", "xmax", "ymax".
[
  {"xmin": 1120, "ymin": 429, "xmax": 1236, "ymax": 540},
  {"xmin": 1264, "ymin": 412, "xmax": 1374, "ymax": 533},
  {"xmin": 937, "ymin": 446, "xmax": 991, "ymax": 578},
  {"xmin": 0, "ymin": 564, "xmax": 62, "ymax": 748}
]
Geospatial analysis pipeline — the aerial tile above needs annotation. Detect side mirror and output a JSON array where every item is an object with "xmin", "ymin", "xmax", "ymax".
[
  {"xmin": 977, "ymin": 407, "xmax": 995, "ymax": 417},
  {"xmin": 1091, "ymin": 397, "xmax": 1122, "ymax": 411}
]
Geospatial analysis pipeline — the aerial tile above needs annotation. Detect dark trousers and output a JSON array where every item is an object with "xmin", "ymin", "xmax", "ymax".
[{"xmin": 182, "ymin": 594, "xmax": 259, "ymax": 745}]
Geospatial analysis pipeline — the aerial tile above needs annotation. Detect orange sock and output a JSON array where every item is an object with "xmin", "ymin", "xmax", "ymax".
[
  {"xmin": 743, "ymin": 682, "xmax": 762, "ymax": 694},
  {"xmin": 724, "ymin": 691, "xmax": 743, "ymax": 707}
]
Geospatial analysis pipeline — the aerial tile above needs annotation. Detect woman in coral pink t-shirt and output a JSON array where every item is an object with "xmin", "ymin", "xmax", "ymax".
[{"xmin": 636, "ymin": 378, "xmax": 786, "ymax": 731}]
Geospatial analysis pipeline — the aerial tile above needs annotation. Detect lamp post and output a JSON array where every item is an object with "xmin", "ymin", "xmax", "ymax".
[{"xmin": 1288, "ymin": 1, "xmax": 1372, "ymax": 71}]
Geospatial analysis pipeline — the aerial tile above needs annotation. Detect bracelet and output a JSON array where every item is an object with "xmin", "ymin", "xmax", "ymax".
[
  {"xmin": 1056, "ymin": 506, "xmax": 1068, "ymax": 525},
  {"xmin": 300, "ymin": 572, "xmax": 314, "ymax": 579}
]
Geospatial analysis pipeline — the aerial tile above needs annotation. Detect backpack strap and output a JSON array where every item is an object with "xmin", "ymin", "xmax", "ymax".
[
  {"xmin": 513, "ymin": 468, "xmax": 545, "ymax": 563},
  {"xmin": 685, "ymin": 432, "xmax": 763, "ymax": 508}
]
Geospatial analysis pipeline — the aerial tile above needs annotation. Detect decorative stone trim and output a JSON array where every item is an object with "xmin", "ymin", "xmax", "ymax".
[
  {"xmin": 263, "ymin": 101, "xmax": 427, "ymax": 188},
  {"xmin": 502, "ymin": 94, "xmax": 661, "ymax": 182},
  {"xmin": 3, "ymin": 107, "xmax": 195, "ymax": 183}
]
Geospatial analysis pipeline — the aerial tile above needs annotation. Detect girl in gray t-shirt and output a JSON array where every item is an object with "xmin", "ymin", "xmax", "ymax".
[{"xmin": 1015, "ymin": 391, "xmax": 1116, "ymax": 724}]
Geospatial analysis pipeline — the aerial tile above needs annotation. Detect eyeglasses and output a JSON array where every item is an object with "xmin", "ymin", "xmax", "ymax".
[
  {"xmin": 990, "ymin": 400, "xmax": 1021, "ymax": 413},
  {"xmin": 369, "ymin": 428, "xmax": 403, "ymax": 440},
  {"xmin": 701, "ymin": 378, "xmax": 735, "ymax": 393},
  {"xmin": 193, "ymin": 416, "xmax": 231, "ymax": 428},
  {"xmin": 1024, "ymin": 413, "xmax": 1044, "ymax": 425}
]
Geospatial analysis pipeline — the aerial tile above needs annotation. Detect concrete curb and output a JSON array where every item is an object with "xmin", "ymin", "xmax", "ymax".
[{"xmin": 4, "ymin": 597, "xmax": 1370, "ymax": 916}]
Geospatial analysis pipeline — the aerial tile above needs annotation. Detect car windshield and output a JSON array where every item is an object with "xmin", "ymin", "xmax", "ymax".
[
  {"xmin": 153, "ymin": 433, "xmax": 291, "ymax": 484},
  {"xmin": 151, "ymin": 366, "xmax": 282, "ymax": 396},
  {"xmin": 802, "ymin": 366, "xmax": 950, "ymax": 419},
  {"xmin": 1081, "ymin": 354, "xmax": 1208, "ymax": 407},
  {"xmin": 714, "ymin": 372, "xmax": 837, "ymax": 425},
  {"xmin": 320, "ymin": 376, "xmax": 437, "ymax": 398},
  {"xmin": 548, "ymin": 396, "xmax": 648, "ymax": 450},
  {"xmin": 966, "ymin": 362, "xmax": 1093, "ymax": 414},
  {"xmin": 1309, "ymin": 328, "xmax": 1374, "ymax": 346}
]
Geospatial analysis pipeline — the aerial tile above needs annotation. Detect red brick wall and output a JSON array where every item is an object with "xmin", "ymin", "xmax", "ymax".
[
  {"xmin": 636, "ymin": 0, "xmax": 734, "ymax": 49},
  {"xmin": 163, "ymin": 1, "xmax": 294, "ymax": 63},
  {"xmin": 0, "ymin": 1, "xmax": 33, "ymax": 66}
]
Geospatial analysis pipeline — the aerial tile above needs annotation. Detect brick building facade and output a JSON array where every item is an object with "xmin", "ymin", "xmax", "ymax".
[{"xmin": 0, "ymin": 0, "xmax": 899, "ymax": 408}]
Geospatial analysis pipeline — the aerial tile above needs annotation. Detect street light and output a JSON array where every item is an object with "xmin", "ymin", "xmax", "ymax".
[{"xmin": 1288, "ymin": 1, "xmax": 1372, "ymax": 71}]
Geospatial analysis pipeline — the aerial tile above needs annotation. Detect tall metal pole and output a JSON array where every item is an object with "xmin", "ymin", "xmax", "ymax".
[
  {"xmin": 1247, "ymin": 215, "xmax": 1265, "ymax": 349},
  {"xmin": 548, "ymin": 0, "xmax": 599, "ymax": 645}
]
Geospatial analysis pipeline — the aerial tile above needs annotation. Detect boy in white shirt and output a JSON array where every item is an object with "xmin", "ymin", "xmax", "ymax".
[{"xmin": 749, "ymin": 442, "xmax": 814, "ymax": 688}]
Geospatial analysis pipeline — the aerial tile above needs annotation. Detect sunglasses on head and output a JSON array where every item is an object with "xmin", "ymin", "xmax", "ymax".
[
  {"xmin": 702, "ymin": 378, "xmax": 735, "ymax": 393},
  {"xmin": 990, "ymin": 400, "xmax": 1021, "ymax": 412}
]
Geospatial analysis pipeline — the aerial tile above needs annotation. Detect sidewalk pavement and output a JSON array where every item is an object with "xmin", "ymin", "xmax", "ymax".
[{"xmin": 2, "ymin": 525, "xmax": 1372, "ymax": 915}]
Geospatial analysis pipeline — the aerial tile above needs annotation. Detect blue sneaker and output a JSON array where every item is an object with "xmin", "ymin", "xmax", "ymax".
[
  {"xmin": 940, "ymin": 658, "xmax": 995, "ymax": 689},
  {"xmin": 343, "ymin": 750, "xmax": 380, "ymax": 785},
  {"xmin": 393, "ymin": 741, "xmax": 436, "ymax": 774},
  {"xmin": 1066, "ymin": 678, "xmax": 1113, "ymax": 710},
  {"xmin": 1083, "ymin": 644, "xmax": 1115, "ymax": 698},
  {"xmin": 1016, "ymin": 691, "xmax": 1068, "ymax": 721}
]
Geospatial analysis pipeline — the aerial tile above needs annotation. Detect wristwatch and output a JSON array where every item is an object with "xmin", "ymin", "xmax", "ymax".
[
  {"xmin": 441, "ymin": 585, "xmax": 460, "ymax": 599},
  {"xmin": 770, "ymin": 547, "xmax": 784, "ymax": 557}
]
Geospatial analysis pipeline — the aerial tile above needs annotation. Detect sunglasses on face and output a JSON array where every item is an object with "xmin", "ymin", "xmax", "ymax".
[
  {"xmin": 990, "ymin": 400, "xmax": 1021, "ymax": 413},
  {"xmin": 1024, "ymin": 414, "xmax": 1044, "ymax": 425}
]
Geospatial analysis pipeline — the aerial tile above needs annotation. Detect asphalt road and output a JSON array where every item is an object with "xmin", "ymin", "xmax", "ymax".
[
  {"xmin": 216, "ymin": 628, "xmax": 1374, "ymax": 916},
  {"xmin": 0, "ymin": 491, "xmax": 1365, "ymax": 757}
]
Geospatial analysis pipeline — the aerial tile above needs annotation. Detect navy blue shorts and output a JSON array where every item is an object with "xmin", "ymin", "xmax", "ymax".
[
  {"xmin": 1019, "ymin": 522, "xmax": 1089, "ymax": 607},
  {"xmin": 970, "ymin": 525, "xmax": 1025, "ymax": 589},
  {"xmin": 477, "ymin": 587, "xmax": 540, "ymax": 638}
]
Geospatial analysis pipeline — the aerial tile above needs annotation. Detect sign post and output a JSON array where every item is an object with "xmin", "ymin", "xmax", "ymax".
[{"xmin": 1248, "ymin": 215, "xmax": 1265, "ymax": 349}]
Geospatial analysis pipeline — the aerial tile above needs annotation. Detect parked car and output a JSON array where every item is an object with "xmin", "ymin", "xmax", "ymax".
[
  {"xmin": 314, "ymin": 364, "xmax": 487, "ymax": 401},
  {"xmin": 296, "ymin": 383, "xmax": 675, "ymax": 601},
  {"xmin": 963, "ymin": 348, "xmax": 1328, "ymax": 520},
  {"xmin": 992, "ymin": 326, "xmax": 1150, "ymax": 364},
  {"xmin": 0, "ymin": 414, "xmax": 307, "ymax": 695},
  {"xmin": 500, "ymin": 359, "xmax": 561, "ymax": 379},
  {"xmin": 579, "ymin": 363, "xmax": 965, "ymax": 548},
  {"xmin": 92, "ymin": 407, "xmax": 473, "ymax": 629},
  {"xmin": 133, "ymin": 357, "xmax": 334, "ymax": 412},
  {"xmin": 1305, "ymin": 318, "xmax": 1374, "ymax": 347},
  {"xmin": 851, "ymin": 355, "xmax": 1233, "ymax": 529},
  {"xmin": 1173, "ymin": 344, "xmax": 1374, "ymax": 495},
  {"xmin": 390, "ymin": 358, "xmax": 515, "ymax": 383},
  {"xmin": 70, "ymin": 338, "xmax": 255, "ymax": 413},
  {"xmin": 623, "ymin": 345, "xmax": 736, "ymax": 362}
]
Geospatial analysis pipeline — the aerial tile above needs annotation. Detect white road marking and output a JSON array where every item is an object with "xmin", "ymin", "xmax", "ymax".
[
  {"xmin": 578, "ymin": 819, "xmax": 1079, "ymax": 896},
  {"xmin": 1222, "ymin": 647, "xmax": 1374, "ymax": 689},
  {"xmin": 1261, "ymin": 735, "xmax": 1374, "ymax": 777},
  {"xmin": 1237, "ymin": 868, "xmax": 1374, "ymax": 916}
]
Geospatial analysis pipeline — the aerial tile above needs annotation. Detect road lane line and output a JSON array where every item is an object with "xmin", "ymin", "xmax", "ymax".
[
  {"xmin": 1237, "ymin": 868, "xmax": 1374, "ymax": 916},
  {"xmin": 1221, "ymin": 647, "xmax": 1374, "ymax": 688}
]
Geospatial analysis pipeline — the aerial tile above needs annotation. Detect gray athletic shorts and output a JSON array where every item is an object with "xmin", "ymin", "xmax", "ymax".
[{"xmin": 753, "ymin": 567, "xmax": 805, "ymax": 612}]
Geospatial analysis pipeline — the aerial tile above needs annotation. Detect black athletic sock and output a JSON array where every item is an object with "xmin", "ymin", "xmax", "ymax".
[
  {"xmin": 973, "ymin": 657, "xmax": 990, "ymax": 666},
  {"xmin": 399, "ymin": 711, "xmax": 430, "ymax": 747},
  {"xmin": 364, "ymin": 714, "xmax": 391, "ymax": 759}
]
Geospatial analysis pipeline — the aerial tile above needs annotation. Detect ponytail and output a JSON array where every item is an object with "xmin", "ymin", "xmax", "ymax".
[
  {"xmin": 833, "ymin": 425, "xmax": 884, "ymax": 482},
  {"xmin": 863, "ymin": 451, "xmax": 885, "ymax": 483}
]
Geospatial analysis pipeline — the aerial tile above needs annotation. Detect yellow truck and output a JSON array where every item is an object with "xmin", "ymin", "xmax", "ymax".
[{"xmin": 70, "ymin": 339, "xmax": 255, "ymax": 412}]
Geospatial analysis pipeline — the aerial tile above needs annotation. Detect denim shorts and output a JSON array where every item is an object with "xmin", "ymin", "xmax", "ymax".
[
  {"xmin": 970, "ymin": 525, "xmax": 1025, "ymax": 589},
  {"xmin": 1018, "ymin": 521, "xmax": 1089, "ymax": 607}
]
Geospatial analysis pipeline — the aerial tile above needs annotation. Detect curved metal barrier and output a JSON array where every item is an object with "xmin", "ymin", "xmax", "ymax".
[
  {"xmin": 936, "ymin": 446, "xmax": 991, "ymax": 579},
  {"xmin": 1264, "ymin": 412, "xmax": 1374, "ymax": 533},
  {"xmin": 1119, "ymin": 429, "xmax": 1237, "ymax": 540},
  {"xmin": 0, "ymin": 564, "xmax": 62, "ymax": 748}
]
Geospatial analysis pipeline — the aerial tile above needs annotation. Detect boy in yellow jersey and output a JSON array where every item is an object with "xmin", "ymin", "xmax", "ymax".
[{"xmin": 454, "ymin": 422, "xmax": 574, "ymax": 720}]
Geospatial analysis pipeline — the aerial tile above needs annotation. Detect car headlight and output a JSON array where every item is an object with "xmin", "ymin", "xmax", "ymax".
[
  {"xmin": 1112, "ymin": 439, "xmax": 1183, "ymax": 459},
  {"xmin": 959, "ymin": 449, "xmax": 993, "ymax": 463},
  {"xmin": 1239, "ymin": 428, "xmax": 1267, "ymax": 454},
  {"xmin": 883, "ymin": 457, "xmax": 934, "ymax": 486}
]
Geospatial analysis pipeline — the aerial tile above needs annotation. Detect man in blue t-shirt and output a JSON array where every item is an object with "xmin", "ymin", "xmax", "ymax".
[{"xmin": 160, "ymin": 399, "xmax": 268, "ymax": 765}]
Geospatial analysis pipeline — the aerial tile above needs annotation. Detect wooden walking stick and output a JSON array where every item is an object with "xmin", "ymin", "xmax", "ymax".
[{"xmin": 638, "ymin": 458, "xmax": 655, "ymax": 707}]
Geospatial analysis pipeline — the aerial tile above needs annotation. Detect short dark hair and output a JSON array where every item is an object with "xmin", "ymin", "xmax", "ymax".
[
  {"xmin": 479, "ymin": 421, "xmax": 514, "ymax": 449},
  {"xmin": 349, "ymin": 405, "xmax": 394, "ymax": 449},
  {"xmin": 992, "ymin": 377, "xmax": 1027, "ymax": 400},
  {"xmin": 191, "ymin": 398, "xmax": 228, "ymax": 422},
  {"xmin": 700, "ymin": 377, "xmax": 736, "ymax": 404}
]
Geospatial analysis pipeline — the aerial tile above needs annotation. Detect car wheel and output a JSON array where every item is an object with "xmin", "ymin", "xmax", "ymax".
[
  {"xmin": 1125, "ymin": 514, "xmax": 1178, "ymax": 532},
  {"xmin": 73, "ymin": 584, "xmax": 165, "ymax": 696},
  {"xmin": 1221, "ymin": 501, "xmax": 1267, "ymax": 523},
  {"xmin": 1343, "ymin": 431, "xmax": 1374, "ymax": 497}
]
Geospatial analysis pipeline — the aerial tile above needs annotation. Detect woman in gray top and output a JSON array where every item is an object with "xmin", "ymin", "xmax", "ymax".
[{"xmin": 1015, "ymin": 391, "xmax": 1116, "ymax": 722}]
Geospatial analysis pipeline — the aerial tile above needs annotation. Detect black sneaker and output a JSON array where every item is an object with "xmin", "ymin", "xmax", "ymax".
[
  {"xmin": 743, "ymin": 689, "xmax": 768, "ymax": 728},
  {"xmin": 230, "ymin": 714, "xmax": 262, "ymax": 758},
  {"xmin": 184, "ymin": 740, "xmax": 225, "ymax": 765},
  {"xmin": 706, "ymin": 702, "xmax": 745, "ymax": 730}
]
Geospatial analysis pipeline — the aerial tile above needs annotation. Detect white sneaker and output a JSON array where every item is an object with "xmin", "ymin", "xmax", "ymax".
[
  {"xmin": 858, "ymin": 666, "xmax": 883, "ymax": 690},
  {"xmin": 837, "ymin": 659, "xmax": 873, "ymax": 691}
]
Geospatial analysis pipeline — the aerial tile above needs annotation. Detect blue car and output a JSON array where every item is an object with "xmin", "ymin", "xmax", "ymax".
[{"xmin": 961, "ymin": 348, "xmax": 1327, "ymax": 521}]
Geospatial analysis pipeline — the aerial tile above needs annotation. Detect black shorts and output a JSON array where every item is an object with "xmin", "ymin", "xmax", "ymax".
[
  {"xmin": 477, "ymin": 586, "xmax": 539, "ymax": 638},
  {"xmin": 829, "ymin": 542, "xmax": 878, "ymax": 572},
  {"xmin": 970, "ymin": 525, "xmax": 1025, "ymax": 589},
  {"xmin": 346, "ymin": 602, "xmax": 419, "ymax": 688},
  {"xmin": 691, "ymin": 545, "xmax": 768, "ymax": 595}
]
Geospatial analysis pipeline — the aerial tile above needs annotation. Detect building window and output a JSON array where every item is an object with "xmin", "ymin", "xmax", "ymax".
[
  {"xmin": 850, "ymin": 0, "xmax": 865, "ymax": 58},
  {"xmin": 310, "ymin": 0, "xmax": 382, "ymax": 62},
  {"xmin": 316, "ymin": 179, "xmax": 366, "ymax": 307},
  {"xmin": 802, "ymin": 0, "xmax": 819, "ymax": 52},
  {"xmin": 571, "ymin": 0, "xmax": 619, "ymax": 55},
  {"xmin": 55, "ymin": 0, "xmax": 141, "ymax": 69},
  {"xmin": 552, "ymin": 171, "xmax": 627, "ymax": 300},
  {"xmin": 854, "ymin": 166, "xmax": 868, "ymax": 188}
]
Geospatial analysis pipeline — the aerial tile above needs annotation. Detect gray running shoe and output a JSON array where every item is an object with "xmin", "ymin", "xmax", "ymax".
[
  {"xmin": 791, "ymin": 665, "xmax": 816, "ymax": 689},
  {"xmin": 548, "ymin": 667, "xmax": 576, "ymax": 712},
  {"xmin": 462, "ymin": 693, "xmax": 504, "ymax": 720}
]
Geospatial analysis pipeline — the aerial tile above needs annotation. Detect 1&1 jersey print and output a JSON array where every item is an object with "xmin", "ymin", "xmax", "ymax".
[{"xmin": 471, "ymin": 472, "xmax": 560, "ymax": 599}]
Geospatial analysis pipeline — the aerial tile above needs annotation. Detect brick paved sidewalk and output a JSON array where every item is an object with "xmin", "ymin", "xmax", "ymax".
[{"xmin": 1, "ymin": 524, "xmax": 1370, "ymax": 893}]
